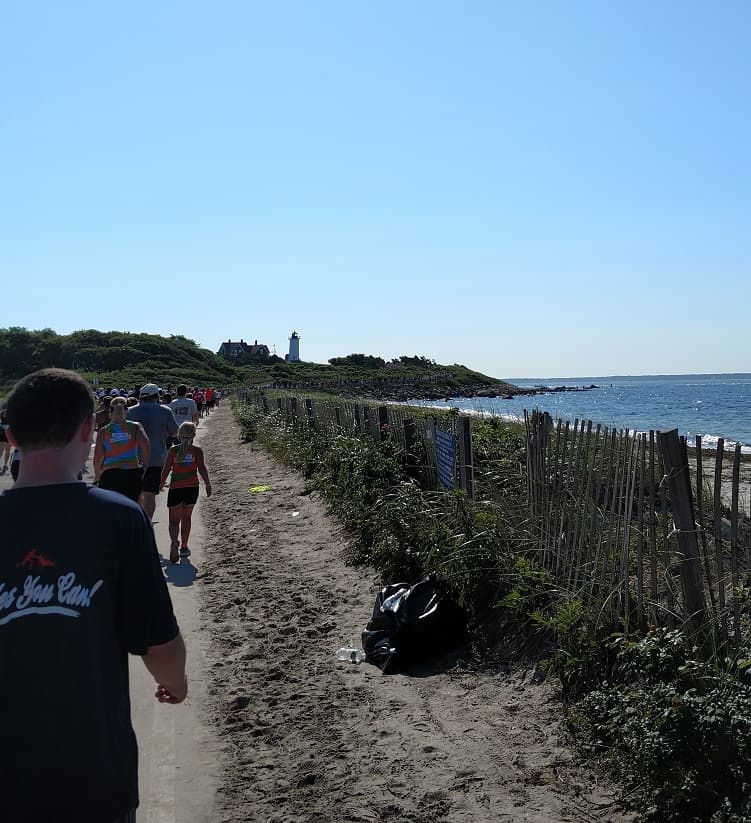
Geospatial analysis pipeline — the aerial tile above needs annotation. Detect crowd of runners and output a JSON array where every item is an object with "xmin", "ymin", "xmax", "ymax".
[
  {"xmin": 92, "ymin": 384, "xmax": 222, "ymax": 419},
  {"xmin": 1, "ymin": 381, "xmax": 224, "ymax": 564}
]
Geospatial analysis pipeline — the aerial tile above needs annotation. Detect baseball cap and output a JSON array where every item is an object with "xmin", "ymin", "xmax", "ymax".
[
  {"xmin": 139, "ymin": 383, "xmax": 160, "ymax": 398},
  {"xmin": 110, "ymin": 388, "xmax": 120, "ymax": 396}
]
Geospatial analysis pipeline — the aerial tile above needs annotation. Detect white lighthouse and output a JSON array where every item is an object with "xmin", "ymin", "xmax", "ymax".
[{"xmin": 286, "ymin": 330, "xmax": 301, "ymax": 362}]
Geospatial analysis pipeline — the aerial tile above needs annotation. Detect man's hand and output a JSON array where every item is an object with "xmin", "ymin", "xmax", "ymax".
[
  {"xmin": 155, "ymin": 678, "xmax": 188, "ymax": 704},
  {"xmin": 142, "ymin": 633, "xmax": 187, "ymax": 706}
]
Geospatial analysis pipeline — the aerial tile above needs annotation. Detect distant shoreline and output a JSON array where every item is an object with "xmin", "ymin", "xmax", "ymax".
[
  {"xmin": 507, "ymin": 372, "xmax": 751, "ymax": 382},
  {"xmin": 355, "ymin": 381, "xmax": 599, "ymax": 403}
]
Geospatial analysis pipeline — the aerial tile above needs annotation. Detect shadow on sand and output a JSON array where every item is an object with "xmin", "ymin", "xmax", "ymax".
[
  {"xmin": 371, "ymin": 644, "xmax": 476, "ymax": 677},
  {"xmin": 160, "ymin": 557, "xmax": 197, "ymax": 587}
]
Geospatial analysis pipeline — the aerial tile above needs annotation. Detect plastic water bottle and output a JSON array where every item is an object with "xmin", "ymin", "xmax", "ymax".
[{"xmin": 336, "ymin": 647, "xmax": 366, "ymax": 664}]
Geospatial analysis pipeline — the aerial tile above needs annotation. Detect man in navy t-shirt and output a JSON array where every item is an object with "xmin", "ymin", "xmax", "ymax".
[{"xmin": 0, "ymin": 368, "xmax": 187, "ymax": 823}]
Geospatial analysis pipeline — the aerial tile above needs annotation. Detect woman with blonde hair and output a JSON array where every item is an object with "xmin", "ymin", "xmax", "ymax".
[
  {"xmin": 94, "ymin": 397, "xmax": 151, "ymax": 502},
  {"xmin": 160, "ymin": 421, "xmax": 211, "ymax": 563}
]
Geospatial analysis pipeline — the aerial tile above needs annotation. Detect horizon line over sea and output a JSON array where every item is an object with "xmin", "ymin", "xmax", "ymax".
[
  {"xmin": 504, "ymin": 371, "xmax": 751, "ymax": 383},
  {"xmin": 410, "ymin": 373, "xmax": 751, "ymax": 454}
]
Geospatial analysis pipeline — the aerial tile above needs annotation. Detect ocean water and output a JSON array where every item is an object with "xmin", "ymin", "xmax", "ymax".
[{"xmin": 409, "ymin": 374, "xmax": 751, "ymax": 454}]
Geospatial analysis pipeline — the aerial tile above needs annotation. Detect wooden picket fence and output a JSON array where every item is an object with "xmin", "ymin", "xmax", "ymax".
[
  {"xmin": 238, "ymin": 389, "xmax": 751, "ymax": 644},
  {"xmin": 525, "ymin": 410, "xmax": 751, "ymax": 642},
  {"xmin": 238, "ymin": 390, "xmax": 475, "ymax": 497}
]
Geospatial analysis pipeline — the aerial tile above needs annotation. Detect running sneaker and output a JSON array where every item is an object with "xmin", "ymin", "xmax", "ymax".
[{"xmin": 179, "ymin": 547, "xmax": 191, "ymax": 558}]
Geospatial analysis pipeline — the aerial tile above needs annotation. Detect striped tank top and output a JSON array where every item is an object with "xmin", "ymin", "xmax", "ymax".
[
  {"xmin": 102, "ymin": 421, "xmax": 140, "ymax": 470},
  {"xmin": 169, "ymin": 445, "xmax": 199, "ymax": 489}
]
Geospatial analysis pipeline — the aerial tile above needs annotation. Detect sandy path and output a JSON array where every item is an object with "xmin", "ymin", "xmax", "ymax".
[
  {"xmin": 130, "ymin": 415, "xmax": 220, "ymax": 822},
  {"xmin": 198, "ymin": 405, "xmax": 632, "ymax": 823}
]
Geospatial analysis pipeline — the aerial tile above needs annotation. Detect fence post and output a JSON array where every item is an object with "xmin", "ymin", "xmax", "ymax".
[
  {"xmin": 657, "ymin": 429, "xmax": 707, "ymax": 633},
  {"xmin": 524, "ymin": 411, "xmax": 536, "ymax": 516},
  {"xmin": 334, "ymin": 407, "xmax": 343, "ymax": 433},
  {"xmin": 457, "ymin": 416, "xmax": 474, "ymax": 500},
  {"xmin": 362, "ymin": 406, "xmax": 371, "ymax": 437},
  {"xmin": 262, "ymin": 397, "xmax": 269, "ymax": 414},
  {"xmin": 731, "ymin": 443, "xmax": 742, "ymax": 641},
  {"xmin": 526, "ymin": 410, "xmax": 553, "ymax": 519},
  {"xmin": 290, "ymin": 397, "xmax": 299, "ymax": 421},
  {"xmin": 712, "ymin": 439, "xmax": 727, "ymax": 637},
  {"xmin": 353, "ymin": 406, "xmax": 362, "ymax": 434},
  {"xmin": 403, "ymin": 418, "xmax": 418, "ymax": 480},
  {"xmin": 377, "ymin": 406, "xmax": 389, "ymax": 441},
  {"xmin": 305, "ymin": 398, "xmax": 316, "ymax": 430}
]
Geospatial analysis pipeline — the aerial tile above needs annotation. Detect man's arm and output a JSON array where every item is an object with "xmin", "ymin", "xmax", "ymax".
[
  {"xmin": 141, "ymin": 633, "xmax": 188, "ymax": 704},
  {"xmin": 166, "ymin": 408, "xmax": 179, "ymax": 438},
  {"xmin": 134, "ymin": 422, "xmax": 151, "ymax": 467}
]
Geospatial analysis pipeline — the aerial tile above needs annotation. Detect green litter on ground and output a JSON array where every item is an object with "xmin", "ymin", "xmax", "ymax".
[{"xmin": 249, "ymin": 485, "xmax": 271, "ymax": 493}]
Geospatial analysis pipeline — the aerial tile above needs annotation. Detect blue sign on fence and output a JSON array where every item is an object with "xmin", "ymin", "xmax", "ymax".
[{"xmin": 434, "ymin": 428, "xmax": 456, "ymax": 490}]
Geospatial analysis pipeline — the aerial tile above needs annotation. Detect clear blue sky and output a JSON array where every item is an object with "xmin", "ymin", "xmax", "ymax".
[{"xmin": 2, "ymin": 1, "xmax": 749, "ymax": 378}]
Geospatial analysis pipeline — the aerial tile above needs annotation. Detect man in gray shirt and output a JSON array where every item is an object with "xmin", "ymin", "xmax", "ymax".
[{"xmin": 127, "ymin": 384, "xmax": 178, "ymax": 520}]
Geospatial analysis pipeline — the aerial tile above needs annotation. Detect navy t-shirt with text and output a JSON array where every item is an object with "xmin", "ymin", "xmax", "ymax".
[{"xmin": 0, "ymin": 483, "xmax": 179, "ymax": 823}]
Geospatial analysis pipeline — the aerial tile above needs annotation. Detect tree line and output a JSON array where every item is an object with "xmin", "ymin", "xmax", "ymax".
[
  {"xmin": 0, "ymin": 328, "xmax": 234, "ymax": 387},
  {"xmin": 328, "ymin": 353, "xmax": 438, "ymax": 369}
]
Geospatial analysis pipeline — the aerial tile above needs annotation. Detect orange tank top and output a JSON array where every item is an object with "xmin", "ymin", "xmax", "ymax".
[{"xmin": 169, "ymin": 445, "xmax": 199, "ymax": 488}]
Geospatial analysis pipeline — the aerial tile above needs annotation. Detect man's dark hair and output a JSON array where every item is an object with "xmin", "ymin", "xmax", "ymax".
[
  {"xmin": 176, "ymin": 384, "xmax": 188, "ymax": 396},
  {"xmin": 7, "ymin": 368, "xmax": 95, "ymax": 448}
]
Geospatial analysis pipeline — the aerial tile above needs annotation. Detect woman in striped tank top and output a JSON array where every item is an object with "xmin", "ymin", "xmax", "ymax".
[
  {"xmin": 160, "ymin": 422, "xmax": 212, "ymax": 563},
  {"xmin": 93, "ymin": 397, "xmax": 151, "ymax": 501}
]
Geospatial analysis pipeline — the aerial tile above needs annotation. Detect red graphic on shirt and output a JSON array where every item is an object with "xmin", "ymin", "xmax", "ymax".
[{"xmin": 16, "ymin": 549, "xmax": 57, "ymax": 572}]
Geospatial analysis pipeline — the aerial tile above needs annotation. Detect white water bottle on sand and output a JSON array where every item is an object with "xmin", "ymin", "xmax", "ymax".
[{"xmin": 336, "ymin": 647, "xmax": 365, "ymax": 664}]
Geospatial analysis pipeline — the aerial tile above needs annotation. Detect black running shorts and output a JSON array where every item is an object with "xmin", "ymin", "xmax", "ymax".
[
  {"xmin": 99, "ymin": 468, "xmax": 142, "ymax": 502},
  {"xmin": 167, "ymin": 485, "xmax": 199, "ymax": 508}
]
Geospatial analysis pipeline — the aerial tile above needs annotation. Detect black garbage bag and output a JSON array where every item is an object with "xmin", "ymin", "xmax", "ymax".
[{"xmin": 362, "ymin": 573, "xmax": 468, "ymax": 673}]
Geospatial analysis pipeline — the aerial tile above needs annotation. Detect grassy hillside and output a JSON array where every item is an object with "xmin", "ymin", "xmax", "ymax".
[
  {"xmin": 0, "ymin": 328, "xmax": 236, "ymax": 390},
  {"xmin": 0, "ymin": 327, "xmax": 517, "ymax": 398}
]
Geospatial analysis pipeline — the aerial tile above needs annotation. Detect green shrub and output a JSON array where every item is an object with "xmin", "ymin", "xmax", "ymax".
[
  {"xmin": 235, "ymin": 402, "xmax": 259, "ymax": 442},
  {"xmin": 572, "ymin": 629, "xmax": 751, "ymax": 821},
  {"xmin": 234, "ymin": 399, "xmax": 523, "ymax": 614}
]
